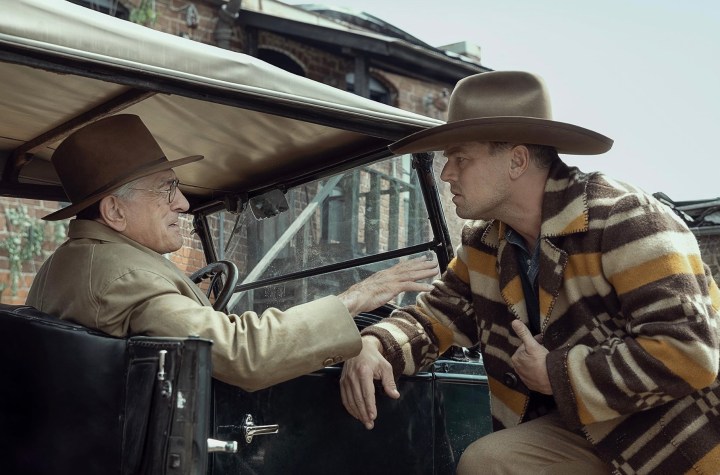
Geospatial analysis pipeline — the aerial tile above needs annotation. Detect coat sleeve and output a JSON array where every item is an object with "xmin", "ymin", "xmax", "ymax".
[
  {"xmin": 361, "ymin": 250, "xmax": 479, "ymax": 377},
  {"xmin": 548, "ymin": 192, "xmax": 720, "ymax": 428},
  {"xmin": 97, "ymin": 269, "xmax": 362, "ymax": 391}
]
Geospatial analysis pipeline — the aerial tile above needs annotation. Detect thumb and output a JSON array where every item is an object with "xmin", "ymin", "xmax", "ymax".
[
  {"xmin": 380, "ymin": 366, "xmax": 400, "ymax": 400},
  {"xmin": 511, "ymin": 319, "xmax": 538, "ymax": 349}
]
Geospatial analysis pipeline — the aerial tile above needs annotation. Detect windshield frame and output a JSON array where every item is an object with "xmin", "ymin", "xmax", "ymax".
[{"xmin": 192, "ymin": 151, "xmax": 453, "ymax": 298}]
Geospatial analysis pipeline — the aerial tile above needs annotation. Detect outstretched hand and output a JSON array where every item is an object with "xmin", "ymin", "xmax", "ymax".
[
  {"xmin": 510, "ymin": 319, "xmax": 552, "ymax": 395},
  {"xmin": 338, "ymin": 255, "xmax": 439, "ymax": 316},
  {"xmin": 340, "ymin": 336, "xmax": 399, "ymax": 430}
]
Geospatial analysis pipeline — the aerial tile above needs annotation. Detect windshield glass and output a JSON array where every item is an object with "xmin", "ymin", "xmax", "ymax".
[{"xmin": 203, "ymin": 154, "xmax": 435, "ymax": 314}]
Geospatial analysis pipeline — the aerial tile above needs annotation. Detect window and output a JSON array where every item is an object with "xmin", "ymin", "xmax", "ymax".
[
  {"xmin": 68, "ymin": 0, "xmax": 129, "ymax": 19},
  {"xmin": 345, "ymin": 73, "xmax": 391, "ymax": 104}
]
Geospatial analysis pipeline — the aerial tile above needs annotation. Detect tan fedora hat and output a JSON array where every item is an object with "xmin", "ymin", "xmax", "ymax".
[
  {"xmin": 389, "ymin": 71, "xmax": 613, "ymax": 155},
  {"xmin": 44, "ymin": 114, "xmax": 203, "ymax": 221}
]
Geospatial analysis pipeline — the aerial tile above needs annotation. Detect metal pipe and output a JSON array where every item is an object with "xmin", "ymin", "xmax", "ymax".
[{"xmin": 214, "ymin": 0, "xmax": 242, "ymax": 50}]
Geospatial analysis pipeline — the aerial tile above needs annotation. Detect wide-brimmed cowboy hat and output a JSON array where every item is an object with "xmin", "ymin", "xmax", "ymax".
[
  {"xmin": 43, "ymin": 114, "xmax": 203, "ymax": 221},
  {"xmin": 389, "ymin": 71, "xmax": 613, "ymax": 155}
]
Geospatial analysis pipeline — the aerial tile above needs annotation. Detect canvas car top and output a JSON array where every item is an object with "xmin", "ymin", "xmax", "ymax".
[{"xmin": 0, "ymin": 0, "xmax": 443, "ymax": 213}]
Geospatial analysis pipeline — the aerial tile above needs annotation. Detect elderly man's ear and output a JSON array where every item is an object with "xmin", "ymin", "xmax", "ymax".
[
  {"xmin": 98, "ymin": 195, "xmax": 128, "ymax": 232},
  {"xmin": 508, "ymin": 145, "xmax": 530, "ymax": 180}
]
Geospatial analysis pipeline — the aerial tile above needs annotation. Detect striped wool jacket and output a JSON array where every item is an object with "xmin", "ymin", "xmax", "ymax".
[{"xmin": 364, "ymin": 160, "xmax": 720, "ymax": 474}]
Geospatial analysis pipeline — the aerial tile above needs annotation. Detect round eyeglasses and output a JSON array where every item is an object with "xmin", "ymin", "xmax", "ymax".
[{"xmin": 131, "ymin": 179, "xmax": 180, "ymax": 204}]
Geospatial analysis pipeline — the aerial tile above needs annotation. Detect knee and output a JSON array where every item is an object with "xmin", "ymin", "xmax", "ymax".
[{"xmin": 456, "ymin": 432, "xmax": 517, "ymax": 475}]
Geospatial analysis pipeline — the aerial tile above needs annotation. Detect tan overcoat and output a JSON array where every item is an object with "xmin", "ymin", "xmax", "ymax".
[{"xmin": 27, "ymin": 220, "xmax": 361, "ymax": 391}]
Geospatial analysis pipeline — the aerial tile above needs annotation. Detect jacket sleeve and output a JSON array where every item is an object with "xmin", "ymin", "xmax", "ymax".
[
  {"xmin": 548, "ymin": 192, "xmax": 720, "ymax": 428},
  {"xmin": 361, "ymin": 250, "xmax": 479, "ymax": 377},
  {"xmin": 97, "ymin": 269, "xmax": 362, "ymax": 391}
]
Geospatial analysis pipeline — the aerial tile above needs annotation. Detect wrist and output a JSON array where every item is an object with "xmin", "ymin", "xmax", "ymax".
[
  {"xmin": 338, "ymin": 289, "xmax": 360, "ymax": 316},
  {"xmin": 361, "ymin": 335, "xmax": 383, "ymax": 354}
]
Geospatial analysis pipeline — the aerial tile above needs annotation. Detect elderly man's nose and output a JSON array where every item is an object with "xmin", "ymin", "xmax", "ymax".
[{"xmin": 173, "ymin": 188, "xmax": 190, "ymax": 212}]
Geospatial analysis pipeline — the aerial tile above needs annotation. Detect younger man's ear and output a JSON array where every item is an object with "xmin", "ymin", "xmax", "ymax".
[{"xmin": 508, "ymin": 145, "xmax": 530, "ymax": 179}]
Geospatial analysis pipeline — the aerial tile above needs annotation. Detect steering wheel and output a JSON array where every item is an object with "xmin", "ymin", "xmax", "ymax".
[{"xmin": 189, "ymin": 260, "xmax": 239, "ymax": 311}]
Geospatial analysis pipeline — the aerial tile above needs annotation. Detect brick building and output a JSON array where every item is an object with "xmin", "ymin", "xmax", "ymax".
[{"xmin": 0, "ymin": 0, "xmax": 489, "ymax": 303}]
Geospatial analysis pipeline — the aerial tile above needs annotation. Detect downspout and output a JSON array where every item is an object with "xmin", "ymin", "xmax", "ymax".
[{"xmin": 214, "ymin": 0, "xmax": 242, "ymax": 50}]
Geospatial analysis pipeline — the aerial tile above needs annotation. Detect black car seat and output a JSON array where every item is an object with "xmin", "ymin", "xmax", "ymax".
[{"xmin": 0, "ymin": 304, "xmax": 213, "ymax": 475}]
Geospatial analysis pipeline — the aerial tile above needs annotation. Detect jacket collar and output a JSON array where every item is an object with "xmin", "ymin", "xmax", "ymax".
[
  {"xmin": 68, "ymin": 219, "xmax": 161, "ymax": 256},
  {"xmin": 67, "ymin": 219, "xmax": 185, "ymax": 274},
  {"xmin": 481, "ymin": 159, "xmax": 589, "ymax": 248},
  {"xmin": 66, "ymin": 219, "xmax": 209, "ymax": 303}
]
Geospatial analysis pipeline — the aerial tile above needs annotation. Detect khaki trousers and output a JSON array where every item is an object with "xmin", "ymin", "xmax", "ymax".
[{"xmin": 457, "ymin": 411, "xmax": 614, "ymax": 475}]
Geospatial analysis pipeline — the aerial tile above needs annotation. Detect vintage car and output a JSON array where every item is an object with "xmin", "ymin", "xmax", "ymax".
[{"xmin": 0, "ymin": 1, "xmax": 490, "ymax": 474}]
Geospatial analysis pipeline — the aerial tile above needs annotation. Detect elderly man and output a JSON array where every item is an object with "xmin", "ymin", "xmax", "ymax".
[
  {"xmin": 340, "ymin": 71, "xmax": 720, "ymax": 474},
  {"xmin": 26, "ymin": 114, "xmax": 438, "ymax": 392}
]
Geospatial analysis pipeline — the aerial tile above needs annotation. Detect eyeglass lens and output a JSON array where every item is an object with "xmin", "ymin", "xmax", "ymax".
[{"xmin": 168, "ymin": 179, "xmax": 179, "ymax": 203}]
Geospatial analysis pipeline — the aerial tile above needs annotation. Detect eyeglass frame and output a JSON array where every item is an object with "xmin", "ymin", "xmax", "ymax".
[{"xmin": 129, "ymin": 178, "xmax": 180, "ymax": 204}]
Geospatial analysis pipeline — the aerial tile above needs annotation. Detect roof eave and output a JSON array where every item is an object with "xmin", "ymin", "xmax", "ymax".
[{"xmin": 235, "ymin": 10, "xmax": 490, "ymax": 83}]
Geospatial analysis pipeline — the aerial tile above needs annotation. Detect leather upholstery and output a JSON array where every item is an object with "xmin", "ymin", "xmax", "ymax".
[{"xmin": 0, "ymin": 304, "xmax": 212, "ymax": 475}]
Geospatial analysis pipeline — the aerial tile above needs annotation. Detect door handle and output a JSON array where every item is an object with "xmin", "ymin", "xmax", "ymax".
[{"xmin": 242, "ymin": 414, "xmax": 279, "ymax": 443}]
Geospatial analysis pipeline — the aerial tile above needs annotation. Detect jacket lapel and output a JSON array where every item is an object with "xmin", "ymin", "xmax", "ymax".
[
  {"xmin": 536, "ymin": 162, "xmax": 590, "ymax": 325},
  {"xmin": 484, "ymin": 221, "xmax": 530, "ymax": 326},
  {"xmin": 537, "ymin": 239, "xmax": 567, "ymax": 325}
]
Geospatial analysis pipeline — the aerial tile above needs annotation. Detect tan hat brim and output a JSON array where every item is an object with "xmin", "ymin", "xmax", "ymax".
[
  {"xmin": 43, "ymin": 154, "xmax": 203, "ymax": 221},
  {"xmin": 389, "ymin": 117, "xmax": 613, "ymax": 155}
]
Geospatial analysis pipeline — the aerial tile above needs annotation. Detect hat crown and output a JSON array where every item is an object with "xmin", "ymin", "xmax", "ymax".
[
  {"xmin": 389, "ymin": 70, "xmax": 613, "ymax": 156},
  {"xmin": 52, "ymin": 114, "xmax": 167, "ymax": 203},
  {"xmin": 448, "ymin": 71, "xmax": 553, "ymax": 122}
]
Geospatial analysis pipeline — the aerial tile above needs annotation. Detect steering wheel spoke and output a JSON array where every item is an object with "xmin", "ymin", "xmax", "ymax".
[{"xmin": 189, "ymin": 260, "xmax": 239, "ymax": 311}]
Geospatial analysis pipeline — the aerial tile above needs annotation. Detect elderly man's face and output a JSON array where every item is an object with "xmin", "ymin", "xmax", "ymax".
[{"xmin": 120, "ymin": 170, "xmax": 190, "ymax": 254}]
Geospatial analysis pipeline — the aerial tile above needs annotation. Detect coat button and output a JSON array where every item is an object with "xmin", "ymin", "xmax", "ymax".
[
  {"xmin": 503, "ymin": 372, "xmax": 518, "ymax": 388},
  {"xmin": 332, "ymin": 356, "xmax": 343, "ymax": 364},
  {"xmin": 322, "ymin": 358, "xmax": 334, "ymax": 366}
]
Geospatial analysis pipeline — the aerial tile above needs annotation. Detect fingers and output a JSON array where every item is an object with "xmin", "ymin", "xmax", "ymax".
[
  {"xmin": 401, "ymin": 282, "xmax": 435, "ymax": 293},
  {"xmin": 339, "ymin": 255, "xmax": 439, "ymax": 315},
  {"xmin": 380, "ymin": 366, "xmax": 400, "ymax": 400},
  {"xmin": 511, "ymin": 319, "xmax": 536, "ymax": 348},
  {"xmin": 397, "ymin": 255, "xmax": 440, "ymax": 274},
  {"xmin": 339, "ymin": 337, "xmax": 397, "ymax": 430},
  {"xmin": 382, "ymin": 256, "xmax": 439, "ymax": 291},
  {"xmin": 340, "ymin": 364, "xmax": 377, "ymax": 430}
]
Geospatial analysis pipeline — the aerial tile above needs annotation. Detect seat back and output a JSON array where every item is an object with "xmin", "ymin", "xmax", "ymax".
[{"xmin": 0, "ymin": 304, "xmax": 212, "ymax": 475}]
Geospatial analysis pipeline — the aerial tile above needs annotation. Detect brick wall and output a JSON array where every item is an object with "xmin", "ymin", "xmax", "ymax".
[{"xmin": 0, "ymin": 199, "xmax": 68, "ymax": 304}]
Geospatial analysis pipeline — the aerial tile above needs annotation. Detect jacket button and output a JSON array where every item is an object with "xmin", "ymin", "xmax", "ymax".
[
  {"xmin": 332, "ymin": 356, "xmax": 343, "ymax": 364},
  {"xmin": 503, "ymin": 372, "xmax": 518, "ymax": 388},
  {"xmin": 322, "ymin": 358, "xmax": 334, "ymax": 366}
]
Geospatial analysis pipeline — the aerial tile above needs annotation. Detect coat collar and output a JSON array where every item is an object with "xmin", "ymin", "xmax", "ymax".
[
  {"xmin": 67, "ymin": 219, "xmax": 209, "ymax": 303},
  {"xmin": 68, "ymin": 219, "xmax": 164, "ymax": 258},
  {"xmin": 481, "ymin": 159, "xmax": 590, "ymax": 249}
]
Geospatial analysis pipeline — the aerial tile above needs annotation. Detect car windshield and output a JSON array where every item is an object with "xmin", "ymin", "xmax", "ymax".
[{"xmin": 203, "ymin": 154, "xmax": 435, "ymax": 314}]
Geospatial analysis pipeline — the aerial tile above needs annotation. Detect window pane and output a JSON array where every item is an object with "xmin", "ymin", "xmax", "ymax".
[{"xmin": 206, "ymin": 154, "xmax": 433, "ymax": 290}]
